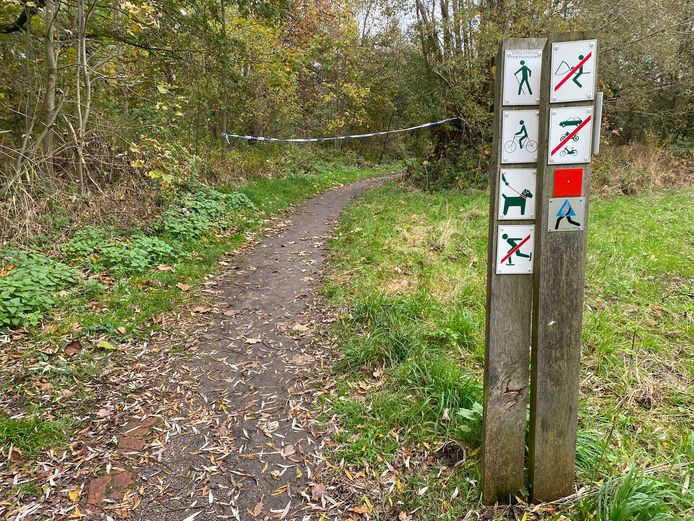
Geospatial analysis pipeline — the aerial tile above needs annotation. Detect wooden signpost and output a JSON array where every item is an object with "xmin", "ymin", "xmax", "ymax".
[
  {"xmin": 482, "ymin": 32, "xmax": 600, "ymax": 504},
  {"xmin": 482, "ymin": 37, "xmax": 544, "ymax": 504},
  {"xmin": 529, "ymin": 32, "xmax": 598, "ymax": 502}
]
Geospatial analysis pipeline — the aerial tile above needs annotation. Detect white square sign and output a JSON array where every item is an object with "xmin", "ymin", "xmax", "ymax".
[
  {"xmin": 498, "ymin": 168, "xmax": 536, "ymax": 220},
  {"xmin": 548, "ymin": 197, "xmax": 586, "ymax": 232},
  {"xmin": 503, "ymin": 49, "xmax": 542, "ymax": 106},
  {"xmin": 550, "ymin": 39, "xmax": 597, "ymax": 103},
  {"xmin": 548, "ymin": 106, "xmax": 593, "ymax": 164},
  {"xmin": 501, "ymin": 110, "xmax": 539, "ymax": 164},
  {"xmin": 496, "ymin": 225, "xmax": 535, "ymax": 275}
]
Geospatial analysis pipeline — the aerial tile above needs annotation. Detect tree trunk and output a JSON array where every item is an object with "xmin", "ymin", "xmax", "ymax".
[
  {"xmin": 44, "ymin": 0, "xmax": 59, "ymax": 177},
  {"xmin": 220, "ymin": 0, "xmax": 228, "ymax": 162}
]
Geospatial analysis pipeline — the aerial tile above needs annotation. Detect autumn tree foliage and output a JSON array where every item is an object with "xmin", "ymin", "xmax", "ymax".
[{"xmin": 0, "ymin": 0, "xmax": 691, "ymax": 238}]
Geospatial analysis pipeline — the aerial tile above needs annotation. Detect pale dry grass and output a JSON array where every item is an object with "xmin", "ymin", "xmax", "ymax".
[
  {"xmin": 592, "ymin": 142, "xmax": 693, "ymax": 195},
  {"xmin": 1, "ymin": 174, "xmax": 165, "ymax": 248}
]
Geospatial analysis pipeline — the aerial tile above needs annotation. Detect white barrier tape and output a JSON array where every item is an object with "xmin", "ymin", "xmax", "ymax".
[{"xmin": 222, "ymin": 117, "xmax": 458, "ymax": 143}]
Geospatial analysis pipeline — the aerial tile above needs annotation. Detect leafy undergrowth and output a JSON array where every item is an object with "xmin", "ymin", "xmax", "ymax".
[
  {"xmin": 322, "ymin": 181, "xmax": 694, "ymax": 519},
  {"xmin": 0, "ymin": 162, "xmax": 398, "ymax": 508}
]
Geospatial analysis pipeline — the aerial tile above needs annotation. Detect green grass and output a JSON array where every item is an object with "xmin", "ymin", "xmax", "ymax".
[
  {"xmin": 576, "ymin": 467, "xmax": 693, "ymax": 521},
  {"xmin": 0, "ymin": 161, "xmax": 399, "ymax": 460},
  {"xmin": 0, "ymin": 415, "xmax": 75, "ymax": 458},
  {"xmin": 323, "ymin": 182, "xmax": 694, "ymax": 519}
]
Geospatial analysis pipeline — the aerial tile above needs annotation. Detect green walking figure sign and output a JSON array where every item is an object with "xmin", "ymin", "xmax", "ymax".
[
  {"xmin": 515, "ymin": 60, "xmax": 533, "ymax": 95},
  {"xmin": 502, "ymin": 48, "xmax": 542, "ymax": 106}
]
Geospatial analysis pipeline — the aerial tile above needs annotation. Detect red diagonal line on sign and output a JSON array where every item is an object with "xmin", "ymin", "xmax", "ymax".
[
  {"xmin": 551, "ymin": 115, "xmax": 592, "ymax": 156},
  {"xmin": 554, "ymin": 51, "xmax": 592, "ymax": 91},
  {"xmin": 499, "ymin": 234, "xmax": 531, "ymax": 266}
]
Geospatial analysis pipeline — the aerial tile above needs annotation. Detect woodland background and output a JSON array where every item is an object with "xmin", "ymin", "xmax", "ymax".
[{"xmin": 1, "ymin": 0, "xmax": 693, "ymax": 243}]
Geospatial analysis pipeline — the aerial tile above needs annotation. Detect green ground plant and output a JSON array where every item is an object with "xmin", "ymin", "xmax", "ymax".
[
  {"xmin": 0, "ymin": 253, "xmax": 78, "ymax": 329},
  {"xmin": 323, "ymin": 181, "xmax": 694, "ymax": 518},
  {"xmin": 575, "ymin": 467, "xmax": 692, "ymax": 521}
]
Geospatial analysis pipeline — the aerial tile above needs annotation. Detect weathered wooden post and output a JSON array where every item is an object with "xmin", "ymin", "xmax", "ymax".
[
  {"xmin": 482, "ymin": 37, "xmax": 544, "ymax": 503},
  {"xmin": 529, "ymin": 32, "xmax": 599, "ymax": 502}
]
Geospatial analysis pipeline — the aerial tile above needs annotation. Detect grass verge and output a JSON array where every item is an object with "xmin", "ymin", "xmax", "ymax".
[{"xmin": 322, "ymin": 181, "xmax": 693, "ymax": 519}]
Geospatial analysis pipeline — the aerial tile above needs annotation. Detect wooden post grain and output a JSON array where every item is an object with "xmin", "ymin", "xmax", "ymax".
[
  {"xmin": 529, "ymin": 32, "xmax": 598, "ymax": 502},
  {"xmin": 481, "ymin": 37, "xmax": 544, "ymax": 504}
]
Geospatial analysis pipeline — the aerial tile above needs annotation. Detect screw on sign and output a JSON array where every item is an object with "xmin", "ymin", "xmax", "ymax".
[
  {"xmin": 551, "ymin": 40, "xmax": 597, "ymax": 103},
  {"xmin": 548, "ymin": 106, "xmax": 594, "ymax": 164}
]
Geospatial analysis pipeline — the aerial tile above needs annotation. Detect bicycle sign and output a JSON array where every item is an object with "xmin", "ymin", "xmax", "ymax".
[
  {"xmin": 548, "ymin": 106, "xmax": 593, "ymax": 164},
  {"xmin": 501, "ymin": 110, "xmax": 539, "ymax": 164}
]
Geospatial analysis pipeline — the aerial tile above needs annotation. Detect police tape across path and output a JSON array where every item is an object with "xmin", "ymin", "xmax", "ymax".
[{"xmin": 222, "ymin": 117, "xmax": 458, "ymax": 143}]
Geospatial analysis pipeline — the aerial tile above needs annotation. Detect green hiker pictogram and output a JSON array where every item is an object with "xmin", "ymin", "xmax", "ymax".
[
  {"xmin": 514, "ymin": 60, "xmax": 532, "ymax": 95},
  {"xmin": 573, "ymin": 54, "xmax": 585, "ymax": 88},
  {"xmin": 515, "ymin": 120, "xmax": 528, "ymax": 149},
  {"xmin": 502, "ymin": 233, "xmax": 531, "ymax": 265}
]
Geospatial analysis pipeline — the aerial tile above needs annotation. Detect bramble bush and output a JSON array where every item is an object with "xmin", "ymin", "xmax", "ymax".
[{"xmin": 0, "ymin": 252, "xmax": 78, "ymax": 330}]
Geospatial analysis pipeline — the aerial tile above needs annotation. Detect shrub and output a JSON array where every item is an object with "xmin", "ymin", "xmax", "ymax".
[{"xmin": 0, "ymin": 251, "xmax": 78, "ymax": 330}]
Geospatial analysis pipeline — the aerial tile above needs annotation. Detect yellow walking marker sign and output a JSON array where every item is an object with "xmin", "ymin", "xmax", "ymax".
[
  {"xmin": 551, "ymin": 40, "xmax": 597, "ymax": 103},
  {"xmin": 503, "ymin": 49, "xmax": 542, "ymax": 106}
]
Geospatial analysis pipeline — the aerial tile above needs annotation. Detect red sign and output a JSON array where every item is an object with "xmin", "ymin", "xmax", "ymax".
[{"xmin": 553, "ymin": 168, "xmax": 583, "ymax": 197}]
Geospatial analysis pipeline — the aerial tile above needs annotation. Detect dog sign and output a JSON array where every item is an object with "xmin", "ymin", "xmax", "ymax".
[
  {"xmin": 550, "ymin": 39, "xmax": 597, "ymax": 103},
  {"xmin": 548, "ymin": 106, "xmax": 593, "ymax": 164},
  {"xmin": 498, "ymin": 169, "xmax": 536, "ymax": 220},
  {"xmin": 503, "ymin": 49, "xmax": 543, "ymax": 106}
]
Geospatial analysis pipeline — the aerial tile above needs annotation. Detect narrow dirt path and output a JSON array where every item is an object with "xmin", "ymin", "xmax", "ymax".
[{"xmin": 130, "ymin": 175, "xmax": 395, "ymax": 520}]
